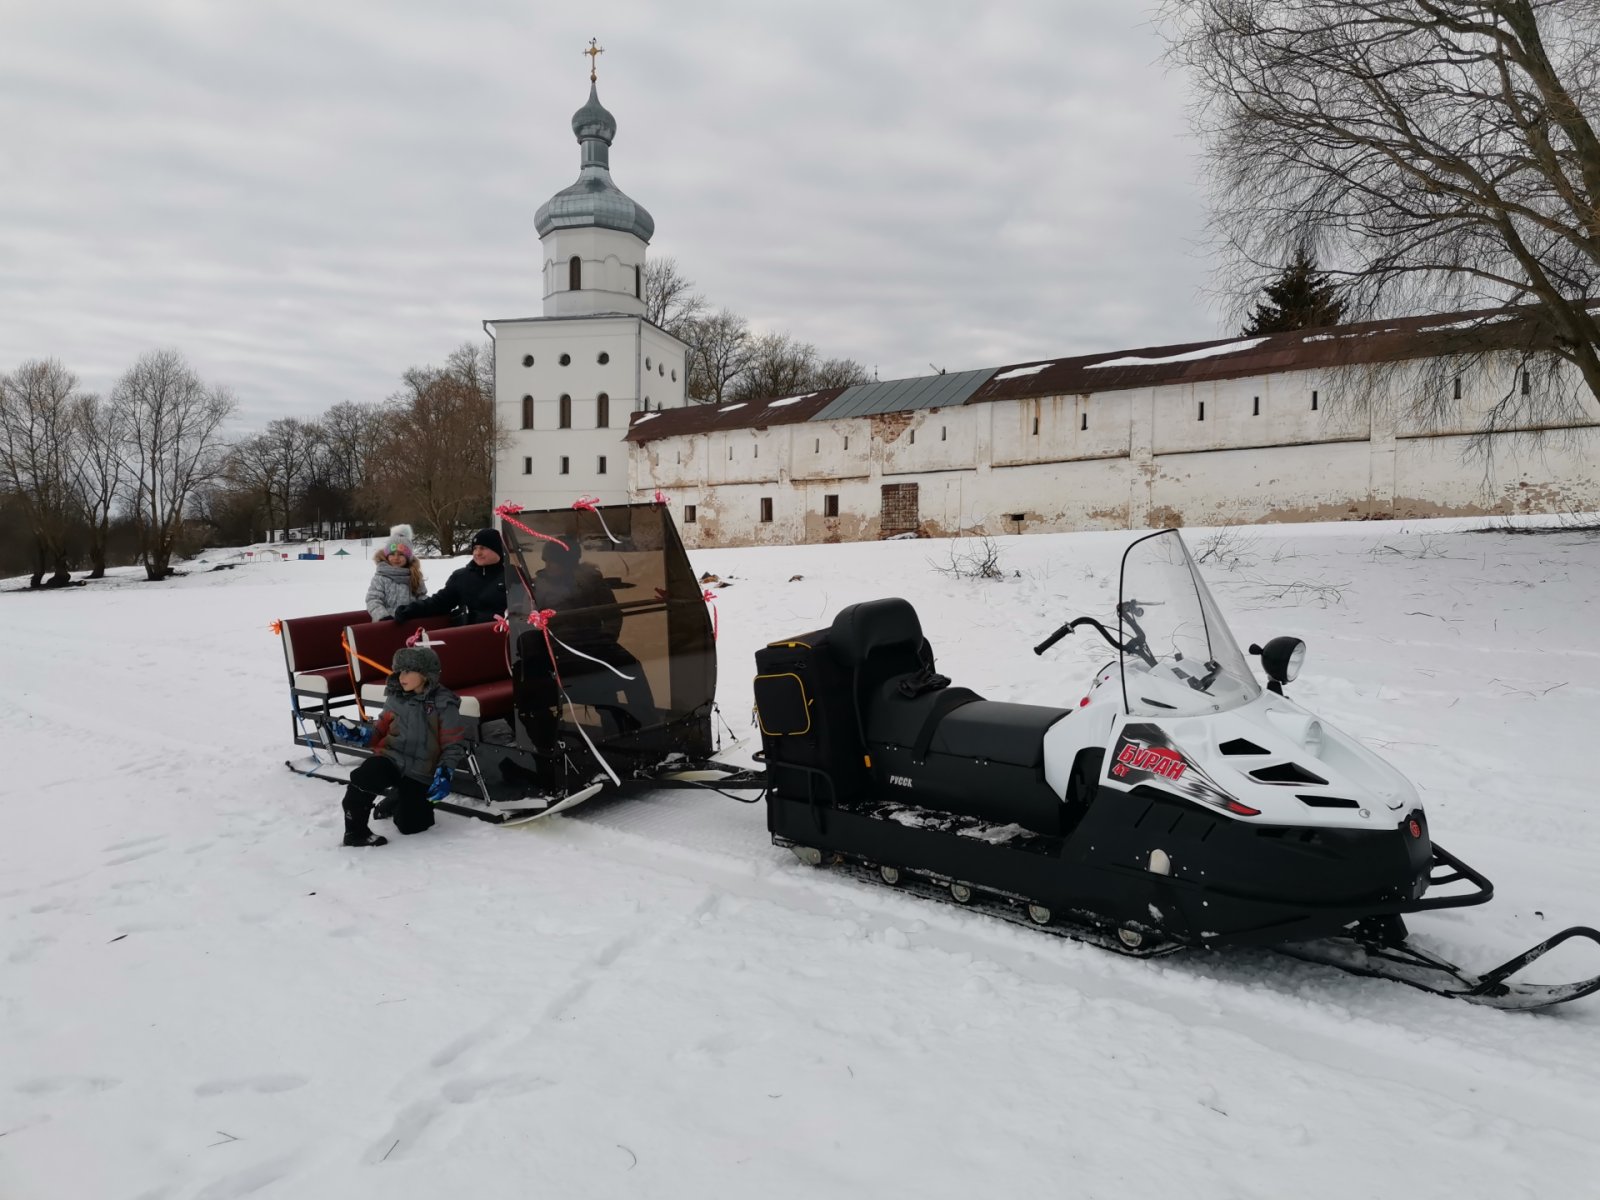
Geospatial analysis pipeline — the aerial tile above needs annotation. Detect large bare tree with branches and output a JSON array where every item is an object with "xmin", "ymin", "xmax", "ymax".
[
  {"xmin": 1160, "ymin": 0, "xmax": 1600, "ymax": 415},
  {"xmin": 365, "ymin": 343, "xmax": 499, "ymax": 556},
  {"xmin": 0, "ymin": 359, "xmax": 83, "ymax": 586},
  {"xmin": 642, "ymin": 256, "xmax": 707, "ymax": 335},
  {"xmin": 68, "ymin": 392, "xmax": 128, "ymax": 579},
  {"xmin": 112, "ymin": 349, "xmax": 235, "ymax": 580}
]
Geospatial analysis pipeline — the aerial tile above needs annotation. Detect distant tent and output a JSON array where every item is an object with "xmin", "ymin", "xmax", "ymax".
[{"xmin": 334, "ymin": 548, "xmax": 350, "ymax": 556}]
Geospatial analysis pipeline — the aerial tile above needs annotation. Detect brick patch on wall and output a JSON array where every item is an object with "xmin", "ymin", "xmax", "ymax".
[{"xmin": 881, "ymin": 482, "xmax": 919, "ymax": 535}]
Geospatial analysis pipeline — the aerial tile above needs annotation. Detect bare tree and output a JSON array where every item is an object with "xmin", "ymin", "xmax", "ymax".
[
  {"xmin": 1160, "ymin": 1, "xmax": 1600, "ymax": 408},
  {"xmin": 112, "ymin": 349, "xmax": 235, "ymax": 580},
  {"xmin": 730, "ymin": 334, "xmax": 873, "ymax": 402},
  {"xmin": 443, "ymin": 340, "xmax": 494, "ymax": 399},
  {"xmin": 256, "ymin": 417, "xmax": 322, "ymax": 540},
  {"xmin": 0, "ymin": 359, "xmax": 83, "ymax": 586},
  {"xmin": 226, "ymin": 432, "xmax": 283, "ymax": 539},
  {"xmin": 365, "ymin": 344, "xmax": 501, "ymax": 555},
  {"xmin": 810, "ymin": 355, "xmax": 872, "ymax": 390},
  {"xmin": 68, "ymin": 392, "xmax": 128, "ymax": 579},
  {"xmin": 314, "ymin": 400, "xmax": 385, "ymax": 533},
  {"xmin": 732, "ymin": 332, "xmax": 819, "ymax": 403},
  {"xmin": 643, "ymin": 256, "xmax": 707, "ymax": 336},
  {"xmin": 684, "ymin": 309, "xmax": 755, "ymax": 404}
]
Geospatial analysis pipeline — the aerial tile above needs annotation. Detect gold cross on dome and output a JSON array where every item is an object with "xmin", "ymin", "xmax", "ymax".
[{"xmin": 584, "ymin": 38, "xmax": 604, "ymax": 82}]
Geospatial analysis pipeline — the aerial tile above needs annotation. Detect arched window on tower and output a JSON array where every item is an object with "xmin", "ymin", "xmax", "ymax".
[
  {"xmin": 558, "ymin": 394, "xmax": 572, "ymax": 429},
  {"xmin": 596, "ymin": 393, "xmax": 610, "ymax": 428},
  {"xmin": 634, "ymin": 265, "xmax": 641, "ymax": 299},
  {"xmin": 569, "ymin": 256, "xmax": 582, "ymax": 290}
]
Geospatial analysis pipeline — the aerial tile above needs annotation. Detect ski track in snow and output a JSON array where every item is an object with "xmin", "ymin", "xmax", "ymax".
[{"xmin": 2, "ymin": 520, "xmax": 1599, "ymax": 1199}]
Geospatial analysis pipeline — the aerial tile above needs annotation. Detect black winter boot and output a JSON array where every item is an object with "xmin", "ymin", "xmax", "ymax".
[{"xmin": 341, "ymin": 788, "xmax": 384, "ymax": 846}]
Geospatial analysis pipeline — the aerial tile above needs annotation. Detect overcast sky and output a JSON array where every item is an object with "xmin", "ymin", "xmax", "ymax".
[{"xmin": 0, "ymin": 0, "xmax": 1221, "ymax": 429}]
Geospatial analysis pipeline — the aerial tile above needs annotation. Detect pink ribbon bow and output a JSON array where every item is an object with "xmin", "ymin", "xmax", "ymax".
[{"xmin": 493, "ymin": 502, "xmax": 570, "ymax": 553}]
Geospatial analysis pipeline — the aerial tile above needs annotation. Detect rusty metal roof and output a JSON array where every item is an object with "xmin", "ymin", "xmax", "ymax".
[
  {"xmin": 624, "ymin": 387, "xmax": 847, "ymax": 444},
  {"xmin": 625, "ymin": 304, "xmax": 1572, "ymax": 443},
  {"xmin": 970, "ymin": 306, "xmax": 1567, "ymax": 404}
]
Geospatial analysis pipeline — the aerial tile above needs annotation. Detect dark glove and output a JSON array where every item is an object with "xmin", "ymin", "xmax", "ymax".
[
  {"xmin": 394, "ymin": 604, "xmax": 415, "ymax": 622},
  {"xmin": 427, "ymin": 766, "xmax": 453, "ymax": 803}
]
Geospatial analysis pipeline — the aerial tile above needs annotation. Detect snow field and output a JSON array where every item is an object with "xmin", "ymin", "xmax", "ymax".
[{"xmin": 2, "ymin": 518, "xmax": 1598, "ymax": 1199}]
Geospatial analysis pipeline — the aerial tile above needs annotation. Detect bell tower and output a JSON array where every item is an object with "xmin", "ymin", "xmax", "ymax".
[{"xmin": 534, "ymin": 40, "xmax": 653, "ymax": 317}]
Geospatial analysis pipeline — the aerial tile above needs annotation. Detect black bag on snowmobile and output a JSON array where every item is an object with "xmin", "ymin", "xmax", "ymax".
[{"xmin": 754, "ymin": 630, "xmax": 870, "ymax": 805}]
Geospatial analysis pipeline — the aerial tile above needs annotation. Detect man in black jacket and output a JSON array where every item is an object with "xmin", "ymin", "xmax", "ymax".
[{"xmin": 395, "ymin": 527, "xmax": 507, "ymax": 625}]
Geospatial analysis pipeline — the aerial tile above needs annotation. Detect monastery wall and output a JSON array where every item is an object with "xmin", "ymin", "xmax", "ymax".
[{"xmin": 627, "ymin": 359, "xmax": 1600, "ymax": 546}]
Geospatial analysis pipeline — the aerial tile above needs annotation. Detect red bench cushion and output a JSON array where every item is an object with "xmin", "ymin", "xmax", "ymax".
[{"xmin": 281, "ymin": 609, "xmax": 369, "ymax": 679}]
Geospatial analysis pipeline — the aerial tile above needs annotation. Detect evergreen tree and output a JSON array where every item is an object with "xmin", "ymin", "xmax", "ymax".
[{"xmin": 1241, "ymin": 250, "xmax": 1348, "ymax": 336}]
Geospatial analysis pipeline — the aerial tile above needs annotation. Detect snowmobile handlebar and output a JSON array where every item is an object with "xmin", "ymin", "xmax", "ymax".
[{"xmin": 1034, "ymin": 616, "xmax": 1126, "ymax": 656}]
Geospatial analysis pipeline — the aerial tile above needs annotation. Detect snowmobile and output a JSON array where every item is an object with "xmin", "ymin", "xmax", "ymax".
[
  {"xmin": 281, "ymin": 501, "xmax": 760, "ymax": 824},
  {"xmin": 754, "ymin": 528, "xmax": 1600, "ymax": 1010}
]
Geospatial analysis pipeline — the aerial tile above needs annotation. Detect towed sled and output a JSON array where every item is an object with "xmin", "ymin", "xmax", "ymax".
[
  {"xmin": 754, "ymin": 529, "xmax": 1600, "ymax": 1011},
  {"xmin": 279, "ymin": 502, "xmax": 759, "ymax": 825}
]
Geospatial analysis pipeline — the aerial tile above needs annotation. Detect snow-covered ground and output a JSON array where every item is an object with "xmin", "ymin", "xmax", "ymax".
[{"xmin": 4, "ymin": 518, "xmax": 1599, "ymax": 1199}]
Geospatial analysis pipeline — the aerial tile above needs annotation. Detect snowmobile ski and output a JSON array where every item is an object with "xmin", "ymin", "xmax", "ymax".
[
  {"xmin": 1278, "ymin": 925, "xmax": 1600, "ymax": 1012},
  {"xmin": 495, "ymin": 780, "xmax": 606, "ymax": 825}
]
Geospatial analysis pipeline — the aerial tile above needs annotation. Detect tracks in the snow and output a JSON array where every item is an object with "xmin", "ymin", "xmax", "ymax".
[{"xmin": 534, "ymin": 790, "xmax": 1600, "ymax": 1145}]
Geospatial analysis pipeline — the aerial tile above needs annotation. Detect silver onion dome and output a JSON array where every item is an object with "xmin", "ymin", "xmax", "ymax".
[{"xmin": 534, "ymin": 83, "xmax": 655, "ymax": 243}]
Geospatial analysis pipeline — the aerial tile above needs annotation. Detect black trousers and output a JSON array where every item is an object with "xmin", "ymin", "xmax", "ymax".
[{"xmin": 342, "ymin": 755, "xmax": 434, "ymax": 837}]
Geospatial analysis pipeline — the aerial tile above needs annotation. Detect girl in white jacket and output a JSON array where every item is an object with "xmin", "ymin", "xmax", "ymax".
[{"xmin": 365, "ymin": 526, "xmax": 426, "ymax": 619}]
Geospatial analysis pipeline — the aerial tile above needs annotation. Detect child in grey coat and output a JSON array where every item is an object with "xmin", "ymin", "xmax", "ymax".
[
  {"xmin": 366, "ymin": 527, "xmax": 425, "ymax": 620},
  {"xmin": 337, "ymin": 644, "xmax": 469, "ymax": 847}
]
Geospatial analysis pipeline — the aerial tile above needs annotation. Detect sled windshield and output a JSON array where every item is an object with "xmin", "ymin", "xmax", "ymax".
[
  {"xmin": 500, "ymin": 503, "xmax": 716, "ymax": 760},
  {"xmin": 1116, "ymin": 529, "xmax": 1259, "ymax": 718}
]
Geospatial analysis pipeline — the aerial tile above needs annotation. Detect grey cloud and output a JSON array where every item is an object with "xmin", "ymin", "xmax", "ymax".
[{"xmin": 1, "ymin": 0, "xmax": 1219, "ymax": 428}]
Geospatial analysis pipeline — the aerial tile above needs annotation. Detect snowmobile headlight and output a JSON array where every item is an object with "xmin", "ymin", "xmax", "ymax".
[{"xmin": 1250, "ymin": 636, "xmax": 1306, "ymax": 684}]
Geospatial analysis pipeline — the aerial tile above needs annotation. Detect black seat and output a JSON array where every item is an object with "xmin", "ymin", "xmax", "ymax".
[{"xmin": 927, "ymin": 701, "xmax": 1069, "ymax": 768}]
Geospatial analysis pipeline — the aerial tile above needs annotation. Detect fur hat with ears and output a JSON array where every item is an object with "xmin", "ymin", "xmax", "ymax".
[{"xmin": 390, "ymin": 645, "xmax": 441, "ymax": 684}]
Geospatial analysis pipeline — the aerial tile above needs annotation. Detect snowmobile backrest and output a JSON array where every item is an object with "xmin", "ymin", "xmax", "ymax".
[
  {"xmin": 828, "ymin": 598, "xmax": 930, "ymax": 677},
  {"xmin": 829, "ymin": 598, "xmax": 938, "ymax": 753}
]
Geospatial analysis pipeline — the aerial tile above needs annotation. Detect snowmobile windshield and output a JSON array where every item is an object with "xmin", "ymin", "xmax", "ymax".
[{"xmin": 1116, "ymin": 529, "xmax": 1260, "ymax": 718}]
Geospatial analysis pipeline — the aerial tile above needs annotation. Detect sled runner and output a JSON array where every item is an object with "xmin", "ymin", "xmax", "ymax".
[
  {"xmin": 755, "ymin": 528, "xmax": 1600, "ymax": 1010},
  {"xmin": 281, "ymin": 502, "xmax": 758, "ymax": 824}
]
